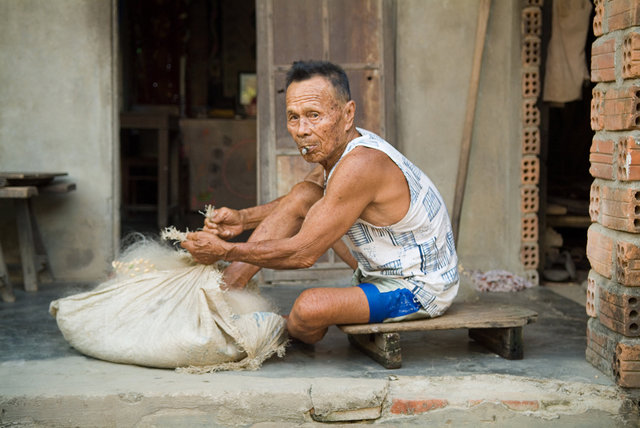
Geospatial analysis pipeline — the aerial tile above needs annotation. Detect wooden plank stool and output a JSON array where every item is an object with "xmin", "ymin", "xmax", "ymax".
[
  {"xmin": 338, "ymin": 303, "xmax": 538, "ymax": 369},
  {"xmin": 0, "ymin": 234, "xmax": 14, "ymax": 303},
  {"xmin": 0, "ymin": 181, "xmax": 76, "ymax": 300}
]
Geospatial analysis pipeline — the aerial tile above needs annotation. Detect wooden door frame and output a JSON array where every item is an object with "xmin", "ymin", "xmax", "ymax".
[{"xmin": 255, "ymin": 0, "xmax": 396, "ymax": 284}]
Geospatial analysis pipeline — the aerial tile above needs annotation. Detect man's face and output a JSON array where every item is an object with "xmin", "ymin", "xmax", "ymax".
[{"xmin": 285, "ymin": 76, "xmax": 350, "ymax": 166}]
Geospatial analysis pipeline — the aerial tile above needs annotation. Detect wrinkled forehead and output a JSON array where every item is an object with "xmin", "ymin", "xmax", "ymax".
[{"xmin": 285, "ymin": 76, "xmax": 341, "ymax": 107}]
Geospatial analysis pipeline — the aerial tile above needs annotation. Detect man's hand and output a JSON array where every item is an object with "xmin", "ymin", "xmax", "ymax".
[
  {"xmin": 181, "ymin": 231, "xmax": 230, "ymax": 265},
  {"xmin": 204, "ymin": 207, "xmax": 245, "ymax": 240}
]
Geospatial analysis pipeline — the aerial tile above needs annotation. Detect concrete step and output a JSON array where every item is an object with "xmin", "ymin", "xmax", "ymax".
[{"xmin": 1, "ymin": 363, "xmax": 637, "ymax": 427}]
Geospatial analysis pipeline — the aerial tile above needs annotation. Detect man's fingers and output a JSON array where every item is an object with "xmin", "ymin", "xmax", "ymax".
[
  {"xmin": 184, "ymin": 231, "xmax": 211, "ymax": 244},
  {"xmin": 204, "ymin": 221, "xmax": 222, "ymax": 233},
  {"xmin": 209, "ymin": 208, "xmax": 229, "ymax": 222},
  {"xmin": 208, "ymin": 208, "xmax": 240, "ymax": 227},
  {"xmin": 204, "ymin": 218, "xmax": 223, "ymax": 232},
  {"xmin": 218, "ymin": 230, "xmax": 233, "ymax": 239},
  {"xmin": 204, "ymin": 222, "xmax": 237, "ymax": 241}
]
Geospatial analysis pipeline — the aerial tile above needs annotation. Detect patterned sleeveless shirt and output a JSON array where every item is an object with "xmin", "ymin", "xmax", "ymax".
[{"xmin": 326, "ymin": 128, "xmax": 459, "ymax": 316}]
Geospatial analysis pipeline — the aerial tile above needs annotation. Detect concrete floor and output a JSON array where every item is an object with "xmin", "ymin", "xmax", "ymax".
[{"xmin": 1, "ymin": 280, "xmax": 639, "ymax": 426}]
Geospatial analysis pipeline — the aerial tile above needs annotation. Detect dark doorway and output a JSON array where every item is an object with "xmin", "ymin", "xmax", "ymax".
[
  {"xmin": 118, "ymin": 0, "xmax": 257, "ymax": 237},
  {"xmin": 540, "ymin": 3, "xmax": 596, "ymax": 285}
]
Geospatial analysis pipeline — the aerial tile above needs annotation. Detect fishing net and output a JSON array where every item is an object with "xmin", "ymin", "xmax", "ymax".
[
  {"xmin": 460, "ymin": 265, "xmax": 535, "ymax": 293},
  {"xmin": 50, "ymin": 231, "xmax": 288, "ymax": 373}
]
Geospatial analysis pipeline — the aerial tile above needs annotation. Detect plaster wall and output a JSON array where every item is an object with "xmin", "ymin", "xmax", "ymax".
[
  {"xmin": 0, "ymin": 0, "xmax": 526, "ymax": 285},
  {"xmin": 0, "ymin": 0, "xmax": 118, "ymax": 282},
  {"xmin": 396, "ymin": 0, "xmax": 523, "ymax": 273}
]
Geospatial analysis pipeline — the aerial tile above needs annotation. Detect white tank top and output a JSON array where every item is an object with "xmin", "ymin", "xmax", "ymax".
[{"xmin": 326, "ymin": 128, "xmax": 459, "ymax": 316}]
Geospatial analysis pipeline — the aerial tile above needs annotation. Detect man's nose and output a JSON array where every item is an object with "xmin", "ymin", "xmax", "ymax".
[{"xmin": 296, "ymin": 117, "xmax": 312, "ymax": 137}]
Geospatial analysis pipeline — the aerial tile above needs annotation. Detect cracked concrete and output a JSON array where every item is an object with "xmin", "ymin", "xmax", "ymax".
[{"xmin": 309, "ymin": 378, "xmax": 387, "ymax": 422}]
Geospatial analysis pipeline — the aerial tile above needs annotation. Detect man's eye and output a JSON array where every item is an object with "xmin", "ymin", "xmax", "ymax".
[{"xmin": 308, "ymin": 112, "xmax": 319, "ymax": 119}]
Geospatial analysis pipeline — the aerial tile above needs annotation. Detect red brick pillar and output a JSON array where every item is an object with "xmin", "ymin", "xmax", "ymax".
[
  {"xmin": 520, "ymin": 1, "xmax": 543, "ymax": 284},
  {"xmin": 587, "ymin": 0, "xmax": 640, "ymax": 388}
]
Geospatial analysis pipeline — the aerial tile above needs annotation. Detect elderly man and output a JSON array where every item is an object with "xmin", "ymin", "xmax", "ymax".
[{"xmin": 182, "ymin": 60, "xmax": 459, "ymax": 344}]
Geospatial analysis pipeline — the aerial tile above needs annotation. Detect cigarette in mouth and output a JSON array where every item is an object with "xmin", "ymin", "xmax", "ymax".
[{"xmin": 301, "ymin": 147, "xmax": 308, "ymax": 155}]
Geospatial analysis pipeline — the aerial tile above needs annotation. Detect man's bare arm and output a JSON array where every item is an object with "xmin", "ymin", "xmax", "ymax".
[
  {"xmin": 205, "ymin": 198, "xmax": 283, "ymax": 239},
  {"xmin": 332, "ymin": 238, "xmax": 358, "ymax": 270},
  {"xmin": 183, "ymin": 151, "xmax": 381, "ymax": 269},
  {"xmin": 205, "ymin": 165, "xmax": 324, "ymax": 239}
]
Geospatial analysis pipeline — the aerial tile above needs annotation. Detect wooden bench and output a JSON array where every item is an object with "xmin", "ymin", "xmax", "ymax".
[
  {"xmin": 0, "ymin": 174, "xmax": 76, "ymax": 301},
  {"xmin": 338, "ymin": 302, "xmax": 538, "ymax": 369},
  {"xmin": 0, "ymin": 226, "xmax": 13, "ymax": 303}
]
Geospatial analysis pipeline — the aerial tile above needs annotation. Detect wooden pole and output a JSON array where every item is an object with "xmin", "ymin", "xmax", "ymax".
[{"xmin": 452, "ymin": 0, "xmax": 492, "ymax": 244}]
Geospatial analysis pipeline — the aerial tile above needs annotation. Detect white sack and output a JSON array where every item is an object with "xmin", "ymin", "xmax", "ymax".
[{"xmin": 49, "ymin": 241, "xmax": 287, "ymax": 372}]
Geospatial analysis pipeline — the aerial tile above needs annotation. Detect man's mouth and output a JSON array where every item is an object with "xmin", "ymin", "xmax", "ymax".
[{"xmin": 300, "ymin": 145, "xmax": 314, "ymax": 155}]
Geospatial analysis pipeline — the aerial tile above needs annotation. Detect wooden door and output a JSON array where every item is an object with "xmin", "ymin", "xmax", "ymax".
[{"xmin": 256, "ymin": 0, "xmax": 396, "ymax": 284}]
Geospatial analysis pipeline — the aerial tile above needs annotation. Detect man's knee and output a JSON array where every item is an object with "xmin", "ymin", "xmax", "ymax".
[
  {"xmin": 289, "ymin": 288, "xmax": 329, "ymax": 329},
  {"xmin": 284, "ymin": 181, "xmax": 323, "ymax": 217},
  {"xmin": 287, "ymin": 287, "xmax": 369, "ymax": 344},
  {"xmin": 287, "ymin": 289, "xmax": 331, "ymax": 344}
]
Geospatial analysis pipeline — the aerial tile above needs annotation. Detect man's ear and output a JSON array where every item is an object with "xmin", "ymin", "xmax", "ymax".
[{"xmin": 343, "ymin": 100, "xmax": 356, "ymax": 131}]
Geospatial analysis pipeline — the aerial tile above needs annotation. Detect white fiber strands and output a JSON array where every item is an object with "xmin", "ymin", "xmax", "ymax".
[
  {"xmin": 50, "ymin": 237, "xmax": 288, "ymax": 372},
  {"xmin": 160, "ymin": 225, "xmax": 190, "ymax": 242},
  {"xmin": 468, "ymin": 269, "xmax": 534, "ymax": 293},
  {"xmin": 160, "ymin": 205, "xmax": 215, "ymax": 243},
  {"xmin": 112, "ymin": 234, "xmax": 195, "ymax": 279}
]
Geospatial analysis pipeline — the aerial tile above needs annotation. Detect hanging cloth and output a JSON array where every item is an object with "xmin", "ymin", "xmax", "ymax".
[{"xmin": 542, "ymin": 0, "xmax": 592, "ymax": 103}]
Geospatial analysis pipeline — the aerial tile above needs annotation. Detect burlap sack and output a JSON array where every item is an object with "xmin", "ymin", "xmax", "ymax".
[{"xmin": 49, "ymin": 243, "xmax": 287, "ymax": 372}]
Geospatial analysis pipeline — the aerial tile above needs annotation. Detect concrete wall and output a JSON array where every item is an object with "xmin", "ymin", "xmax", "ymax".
[
  {"xmin": 0, "ymin": 0, "xmax": 525, "ymax": 285},
  {"xmin": 0, "ymin": 0, "xmax": 118, "ymax": 282},
  {"xmin": 396, "ymin": 0, "xmax": 523, "ymax": 274}
]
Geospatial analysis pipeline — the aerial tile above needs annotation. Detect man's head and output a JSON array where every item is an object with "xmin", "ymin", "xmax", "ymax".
[
  {"xmin": 285, "ymin": 60, "xmax": 358, "ymax": 170},
  {"xmin": 285, "ymin": 60, "xmax": 351, "ymax": 104}
]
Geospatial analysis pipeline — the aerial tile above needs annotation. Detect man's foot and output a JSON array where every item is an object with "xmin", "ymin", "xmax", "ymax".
[
  {"xmin": 221, "ymin": 261, "xmax": 259, "ymax": 290},
  {"xmin": 287, "ymin": 335, "xmax": 316, "ymax": 355}
]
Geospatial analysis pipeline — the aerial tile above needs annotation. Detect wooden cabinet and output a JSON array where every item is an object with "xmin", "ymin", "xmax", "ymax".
[{"xmin": 180, "ymin": 119, "xmax": 257, "ymax": 212}]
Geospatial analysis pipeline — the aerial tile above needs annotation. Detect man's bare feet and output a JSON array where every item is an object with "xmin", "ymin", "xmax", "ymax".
[{"xmin": 220, "ymin": 261, "xmax": 260, "ymax": 290}]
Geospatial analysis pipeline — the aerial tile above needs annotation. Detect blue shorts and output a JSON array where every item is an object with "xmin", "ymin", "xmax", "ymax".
[
  {"xmin": 352, "ymin": 268, "xmax": 434, "ymax": 323},
  {"xmin": 357, "ymin": 283, "xmax": 420, "ymax": 323}
]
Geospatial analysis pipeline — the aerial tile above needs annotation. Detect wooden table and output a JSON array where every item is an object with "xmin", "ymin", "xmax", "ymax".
[{"xmin": 0, "ymin": 173, "xmax": 76, "ymax": 300}]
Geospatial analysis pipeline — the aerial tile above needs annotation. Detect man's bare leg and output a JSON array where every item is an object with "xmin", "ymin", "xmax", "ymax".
[
  {"xmin": 223, "ymin": 181, "xmax": 325, "ymax": 289},
  {"xmin": 287, "ymin": 286, "xmax": 370, "ymax": 343}
]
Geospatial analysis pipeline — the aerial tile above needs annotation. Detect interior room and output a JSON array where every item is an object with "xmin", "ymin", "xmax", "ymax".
[
  {"xmin": 539, "ymin": 2, "xmax": 595, "ymax": 290},
  {"xmin": 118, "ymin": 0, "xmax": 257, "ymax": 239}
]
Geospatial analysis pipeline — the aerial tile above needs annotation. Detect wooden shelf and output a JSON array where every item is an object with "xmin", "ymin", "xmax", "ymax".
[
  {"xmin": 546, "ymin": 215, "xmax": 592, "ymax": 229},
  {"xmin": 120, "ymin": 112, "xmax": 180, "ymax": 228}
]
